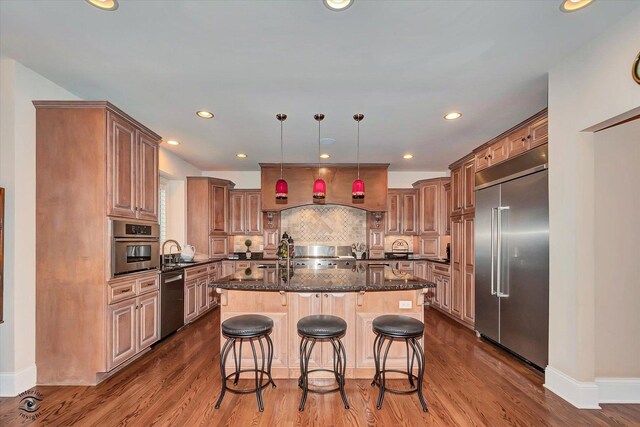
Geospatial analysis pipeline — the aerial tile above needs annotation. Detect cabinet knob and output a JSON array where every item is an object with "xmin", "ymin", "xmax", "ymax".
[
  {"xmin": 315, "ymin": 294, "xmax": 319, "ymax": 298},
  {"xmin": 521, "ymin": 137, "xmax": 526, "ymax": 142},
  {"xmin": 527, "ymin": 135, "xmax": 531, "ymax": 139},
  {"xmin": 324, "ymin": 293, "xmax": 328, "ymax": 298}
]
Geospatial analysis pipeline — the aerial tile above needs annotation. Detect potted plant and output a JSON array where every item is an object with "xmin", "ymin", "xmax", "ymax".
[{"xmin": 244, "ymin": 239, "xmax": 252, "ymax": 259}]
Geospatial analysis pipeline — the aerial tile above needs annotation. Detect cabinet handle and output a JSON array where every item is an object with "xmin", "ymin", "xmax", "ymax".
[
  {"xmin": 315, "ymin": 294, "xmax": 319, "ymax": 298},
  {"xmin": 117, "ymin": 288, "xmax": 131, "ymax": 295}
]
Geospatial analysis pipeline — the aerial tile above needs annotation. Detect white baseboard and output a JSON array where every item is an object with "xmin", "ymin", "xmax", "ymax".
[
  {"xmin": 0, "ymin": 365, "xmax": 37, "ymax": 397},
  {"xmin": 596, "ymin": 378, "xmax": 640, "ymax": 404},
  {"xmin": 544, "ymin": 366, "xmax": 601, "ymax": 409}
]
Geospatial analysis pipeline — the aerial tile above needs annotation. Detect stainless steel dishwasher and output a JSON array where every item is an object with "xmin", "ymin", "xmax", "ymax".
[{"xmin": 160, "ymin": 269, "xmax": 185, "ymax": 339}]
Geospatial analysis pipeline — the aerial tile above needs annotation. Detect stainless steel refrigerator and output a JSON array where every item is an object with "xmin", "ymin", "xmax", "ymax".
[{"xmin": 475, "ymin": 146, "xmax": 549, "ymax": 369}]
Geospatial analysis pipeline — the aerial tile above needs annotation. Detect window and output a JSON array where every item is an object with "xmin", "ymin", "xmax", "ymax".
[{"xmin": 159, "ymin": 180, "xmax": 168, "ymax": 242}]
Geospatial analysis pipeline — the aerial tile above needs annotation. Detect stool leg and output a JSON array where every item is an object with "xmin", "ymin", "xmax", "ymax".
[
  {"xmin": 371, "ymin": 333, "xmax": 381, "ymax": 386},
  {"xmin": 265, "ymin": 334, "xmax": 276, "ymax": 388},
  {"xmin": 299, "ymin": 338, "xmax": 317, "ymax": 411},
  {"xmin": 373, "ymin": 334, "xmax": 386, "ymax": 387},
  {"xmin": 233, "ymin": 338, "xmax": 243, "ymax": 385},
  {"xmin": 249, "ymin": 338, "xmax": 264, "ymax": 412},
  {"xmin": 405, "ymin": 338, "xmax": 415, "ymax": 389},
  {"xmin": 258, "ymin": 336, "xmax": 266, "ymax": 395},
  {"xmin": 298, "ymin": 337, "xmax": 309, "ymax": 388},
  {"xmin": 376, "ymin": 336, "xmax": 393, "ymax": 410},
  {"xmin": 409, "ymin": 338, "xmax": 428, "ymax": 412},
  {"xmin": 337, "ymin": 338, "xmax": 350, "ymax": 409},
  {"xmin": 215, "ymin": 338, "xmax": 235, "ymax": 409}
]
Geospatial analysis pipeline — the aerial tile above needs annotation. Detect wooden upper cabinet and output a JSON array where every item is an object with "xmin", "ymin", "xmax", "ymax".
[
  {"xmin": 463, "ymin": 159, "xmax": 475, "ymax": 213},
  {"xmin": 506, "ymin": 127, "xmax": 530, "ymax": 158},
  {"xmin": 451, "ymin": 167, "xmax": 463, "ymax": 215},
  {"xmin": 209, "ymin": 183, "xmax": 228, "ymax": 234},
  {"xmin": 462, "ymin": 216, "xmax": 475, "ymax": 325},
  {"xmin": 528, "ymin": 116, "xmax": 548, "ymax": 148},
  {"xmin": 418, "ymin": 183, "xmax": 438, "ymax": 235},
  {"xmin": 489, "ymin": 138, "xmax": 508, "ymax": 165},
  {"xmin": 230, "ymin": 190, "xmax": 263, "ymax": 235},
  {"xmin": 475, "ymin": 147, "xmax": 490, "ymax": 172},
  {"xmin": 136, "ymin": 132, "xmax": 159, "ymax": 221},
  {"xmin": 401, "ymin": 191, "xmax": 418, "ymax": 235},
  {"xmin": 107, "ymin": 112, "xmax": 137, "ymax": 219},
  {"xmin": 385, "ymin": 192, "xmax": 402, "ymax": 234},
  {"xmin": 229, "ymin": 192, "xmax": 245, "ymax": 235},
  {"xmin": 106, "ymin": 111, "xmax": 159, "ymax": 221},
  {"xmin": 443, "ymin": 183, "xmax": 451, "ymax": 235}
]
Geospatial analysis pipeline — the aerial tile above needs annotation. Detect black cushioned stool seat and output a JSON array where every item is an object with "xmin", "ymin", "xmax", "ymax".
[
  {"xmin": 371, "ymin": 314, "xmax": 428, "ymax": 412},
  {"xmin": 222, "ymin": 314, "xmax": 274, "ymax": 337},
  {"xmin": 296, "ymin": 314, "xmax": 349, "ymax": 411},
  {"xmin": 297, "ymin": 314, "xmax": 347, "ymax": 337},
  {"xmin": 215, "ymin": 314, "xmax": 276, "ymax": 412},
  {"xmin": 372, "ymin": 315, "xmax": 424, "ymax": 337}
]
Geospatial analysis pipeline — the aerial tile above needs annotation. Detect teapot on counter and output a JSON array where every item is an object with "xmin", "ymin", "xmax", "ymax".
[{"xmin": 181, "ymin": 244, "xmax": 196, "ymax": 262}]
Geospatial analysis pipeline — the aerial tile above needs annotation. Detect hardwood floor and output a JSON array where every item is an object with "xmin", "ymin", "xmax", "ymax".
[{"xmin": 1, "ymin": 307, "xmax": 639, "ymax": 426}]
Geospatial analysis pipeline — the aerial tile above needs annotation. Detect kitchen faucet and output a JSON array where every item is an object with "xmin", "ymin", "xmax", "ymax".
[{"xmin": 162, "ymin": 239, "xmax": 182, "ymax": 265}]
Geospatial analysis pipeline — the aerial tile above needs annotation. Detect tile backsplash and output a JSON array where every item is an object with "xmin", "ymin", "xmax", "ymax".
[
  {"xmin": 233, "ymin": 236, "xmax": 264, "ymax": 252},
  {"xmin": 281, "ymin": 205, "xmax": 367, "ymax": 247}
]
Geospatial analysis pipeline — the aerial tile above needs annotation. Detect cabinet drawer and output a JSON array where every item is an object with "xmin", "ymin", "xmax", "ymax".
[
  {"xmin": 235, "ymin": 261, "xmax": 251, "ymax": 270},
  {"xmin": 185, "ymin": 265, "xmax": 209, "ymax": 280},
  {"xmin": 368, "ymin": 249, "xmax": 385, "ymax": 259},
  {"xmin": 396, "ymin": 261, "xmax": 414, "ymax": 271},
  {"xmin": 208, "ymin": 263, "xmax": 218, "ymax": 274},
  {"xmin": 108, "ymin": 281, "xmax": 136, "ymax": 304},
  {"xmin": 433, "ymin": 263, "xmax": 451, "ymax": 276},
  {"xmin": 137, "ymin": 275, "xmax": 159, "ymax": 295}
]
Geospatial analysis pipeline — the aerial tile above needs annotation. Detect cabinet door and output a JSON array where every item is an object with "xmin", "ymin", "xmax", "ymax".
[
  {"xmin": 138, "ymin": 291, "xmax": 159, "ymax": 351},
  {"xmin": 207, "ymin": 275, "xmax": 218, "ymax": 307},
  {"xmin": 402, "ymin": 192, "xmax": 418, "ymax": 235},
  {"xmin": 136, "ymin": 132, "xmax": 159, "ymax": 221},
  {"xmin": 221, "ymin": 261, "xmax": 235, "ymax": 278},
  {"xmin": 185, "ymin": 281, "xmax": 198, "ymax": 323},
  {"xmin": 506, "ymin": 127, "xmax": 530, "ymax": 158},
  {"xmin": 385, "ymin": 192, "xmax": 402, "ymax": 234},
  {"xmin": 475, "ymin": 148, "xmax": 490, "ymax": 172},
  {"xmin": 463, "ymin": 159, "xmax": 475, "ymax": 212},
  {"xmin": 229, "ymin": 192, "xmax": 245, "ymax": 235},
  {"xmin": 450, "ymin": 217, "xmax": 463, "ymax": 318},
  {"xmin": 107, "ymin": 298, "xmax": 137, "ymax": 370},
  {"xmin": 107, "ymin": 112, "xmax": 137, "ymax": 219},
  {"xmin": 245, "ymin": 192, "xmax": 263, "ymax": 235},
  {"xmin": 414, "ymin": 261, "xmax": 426, "ymax": 280},
  {"xmin": 210, "ymin": 184, "xmax": 227, "ymax": 234},
  {"xmin": 288, "ymin": 293, "xmax": 323, "ymax": 371},
  {"xmin": 369, "ymin": 230, "xmax": 384, "ymax": 250},
  {"xmin": 196, "ymin": 278, "xmax": 209, "ymax": 314},
  {"xmin": 462, "ymin": 216, "xmax": 475, "ymax": 325},
  {"xmin": 418, "ymin": 236, "xmax": 439, "ymax": 257},
  {"xmin": 433, "ymin": 274, "xmax": 443, "ymax": 309},
  {"xmin": 441, "ymin": 275, "xmax": 451, "ymax": 312},
  {"xmin": 442, "ymin": 183, "xmax": 451, "ymax": 235},
  {"xmin": 451, "ymin": 166, "xmax": 463, "ymax": 214},
  {"xmin": 263, "ymin": 229, "xmax": 279, "ymax": 258},
  {"xmin": 489, "ymin": 138, "xmax": 508, "ymax": 165},
  {"xmin": 529, "ymin": 117, "xmax": 548, "ymax": 148},
  {"xmin": 209, "ymin": 236, "xmax": 228, "ymax": 257},
  {"xmin": 418, "ymin": 183, "xmax": 438, "ymax": 235},
  {"xmin": 321, "ymin": 293, "xmax": 356, "ymax": 368}
]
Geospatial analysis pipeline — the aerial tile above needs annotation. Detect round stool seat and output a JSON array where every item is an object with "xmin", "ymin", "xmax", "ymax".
[
  {"xmin": 372, "ymin": 315, "xmax": 424, "ymax": 338},
  {"xmin": 222, "ymin": 314, "xmax": 274, "ymax": 338},
  {"xmin": 297, "ymin": 315, "xmax": 347, "ymax": 338}
]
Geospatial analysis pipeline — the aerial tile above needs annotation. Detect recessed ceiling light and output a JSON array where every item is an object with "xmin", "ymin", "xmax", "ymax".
[
  {"xmin": 236, "ymin": 153, "xmax": 248, "ymax": 159},
  {"xmin": 85, "ymin": 0, "xmax": 119, "ymax": 11},
  {"xmin": 320, "ymin": 153, "xmax": 330, "ymax": 159},
  {"xmin": 196, "ymin": 110, "xmax": 214, "ymax": 119},
  {"xmin": 403, "ymin": 154, "xmax": 414, "ymax": 160},
  {"xmin": 323, "ymin": 0, "xmax": 353, "ymax": 11},
  {"xmin": 560, "ymin": 0, "xmax": 595, "ymax": 12},
  {"xmin": 166, "ymin": 140, "xmax": 180, "ymax": 146},
  {"xmin": 444, "ymin": 112, "xmax": 462, "ymax": 120}
]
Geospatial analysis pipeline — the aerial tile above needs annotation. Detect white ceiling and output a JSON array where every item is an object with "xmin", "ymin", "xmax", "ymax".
[{"xmin": 1, "ymin": 0, "xmax": 637, "ymax": 171}]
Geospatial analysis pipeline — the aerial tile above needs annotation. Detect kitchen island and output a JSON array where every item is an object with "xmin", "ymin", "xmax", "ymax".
[{"xmin": 210, "ymin": 265, "xmax": 435, "ymax": 380}]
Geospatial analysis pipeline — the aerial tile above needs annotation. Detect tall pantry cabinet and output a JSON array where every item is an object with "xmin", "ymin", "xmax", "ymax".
[{"xmin": 34, "ymin": 101, "xmax": 161, "ymax": 384}]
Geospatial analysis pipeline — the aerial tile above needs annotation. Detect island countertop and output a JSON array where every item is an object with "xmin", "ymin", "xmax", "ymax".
[{"xmin": 209, "ymin": 265, "xmax": 435, "ymax": 292}]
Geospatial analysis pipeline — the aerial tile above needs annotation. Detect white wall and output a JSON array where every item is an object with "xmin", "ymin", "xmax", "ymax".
[
  {"xmin": 593, "ymin": 120, "xmax": 640, "ymax": 378},
  {"xmin": 202, "ymin": 170, "xmax": 449, "ymax": 189},
  {"xmin": 159, "ymin": 148, "xmax": 201, "ymax": 246},
  {"xmin": 545, "ymin": 6, "xmax": 640, "ymax": 408},
  {"xmin": 0, "ymin": 58, "xmax": 80, "ymax": 396}
]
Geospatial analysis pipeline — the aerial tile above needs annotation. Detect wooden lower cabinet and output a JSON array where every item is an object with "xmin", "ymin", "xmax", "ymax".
[
  {"xmin": 196, "ymin": 278, "xmax": 209, "ymax": 314},
  {"xmin": 185, "ymin": 280, "xmax": 198, "ymax": 323},
  {"xmin": 462, "ymin": 216, "xmax": 475, "ymax": 324},
  {"xmin": 106, "ymin": 290, "xmax": 159, "ymax": 371}
]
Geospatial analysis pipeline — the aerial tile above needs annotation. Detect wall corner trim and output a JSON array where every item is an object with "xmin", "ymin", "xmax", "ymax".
[
  {"xmin": 596, "ymin": 377, "xmax": 640, "ymax": 404},
  {"xmin": 544, "ymin": 366, "xmax": 600, "ymax": 409},
  {"xmin": 0, "ymin": 365, "xmax": 37, "ymax": 397}
]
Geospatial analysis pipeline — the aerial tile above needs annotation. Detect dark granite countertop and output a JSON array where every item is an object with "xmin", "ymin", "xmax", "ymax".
[
  {"xmin": 160, "ymin": 255, "xmax": 278, "ymax": 273},
  {"xmin": 209, "ymin": 265, "xmax": 435, "ymax": 292}
]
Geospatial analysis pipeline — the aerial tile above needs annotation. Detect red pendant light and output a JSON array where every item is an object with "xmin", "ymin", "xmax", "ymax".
[
  {"xmin": 275, "ymin": 113, "xmax": 288, "ymax": 201},
  {"xmin": 313, "ymin": 114, "xmax": 326, "ymax": 201},
  {"xmin": 352, "ymin": 114, "xmax": 365, "ymax": 200}
]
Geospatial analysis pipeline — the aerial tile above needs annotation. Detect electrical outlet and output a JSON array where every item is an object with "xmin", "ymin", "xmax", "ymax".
[{"xmin": 399, "ymin": 300, "xmax": 412, "ymax": 309}]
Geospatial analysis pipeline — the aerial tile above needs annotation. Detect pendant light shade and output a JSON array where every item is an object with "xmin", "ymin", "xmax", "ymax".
[
  {"xmin": 352, "ymin": 113, "xmax": 365, "ymax": 200},
  {"xmin": 313, "ymin": 114, "xmax": 326, "ymax": 201},
  {"xmin": 275, "ymin": 113, "xmax": 288, "ymax": 201}
]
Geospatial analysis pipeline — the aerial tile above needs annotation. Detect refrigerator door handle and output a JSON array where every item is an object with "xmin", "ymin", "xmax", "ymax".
[
  {"xmin": 490, "ymin": 207, "xmax": 497, "ymax": 296},
  {"xmin": 497, "ymin": 206, "xmax": 510, "ymax": 298}
]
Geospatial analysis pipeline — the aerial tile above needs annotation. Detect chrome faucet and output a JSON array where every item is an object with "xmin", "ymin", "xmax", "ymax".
[{"xmin": 162, "ymin": 239, "xmax": 182, "ymax": 265}]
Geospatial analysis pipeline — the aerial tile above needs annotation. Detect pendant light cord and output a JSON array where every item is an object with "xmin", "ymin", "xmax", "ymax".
[
  {"xmin": 357, "ymin": 119, "xmax": 360, "ymax": 179},
  {"xmin": 318, "ymin": 119, "xmax": 321, "ymax": 179},
  {"xmin": 280, "ymin": 120, "xmax": 284, "ymax": 179}
]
